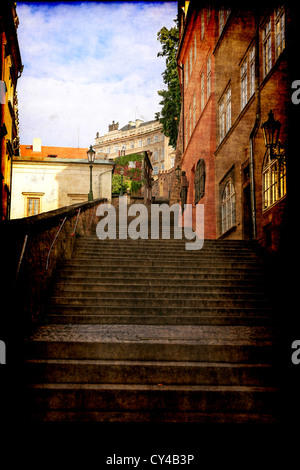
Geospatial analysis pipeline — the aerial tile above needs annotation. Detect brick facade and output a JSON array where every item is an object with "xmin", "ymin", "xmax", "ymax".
[{"xmin": 175, "ymin": 1, "xmax": 291, "ymax": 252}]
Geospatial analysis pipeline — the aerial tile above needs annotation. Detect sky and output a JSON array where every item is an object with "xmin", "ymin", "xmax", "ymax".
[{"xmin": 16, "ymin": 1, "xmax": 177, "ymax": 148}]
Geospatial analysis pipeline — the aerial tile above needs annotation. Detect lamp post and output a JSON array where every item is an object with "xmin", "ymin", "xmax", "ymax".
[
  {"xmin": 261, "ymin": 110, "xmax": 281, "ymax": 157},
  {"xmin": 120, "ymin": 167, "xmax": 124, "ymax": 196},
  {"xmin": 87, "ymin": 145, "xmax": 95, "ymax": 201},
  {"xmin": 175, "ymin": 165, "xmax": 181, "ymax": 180}
]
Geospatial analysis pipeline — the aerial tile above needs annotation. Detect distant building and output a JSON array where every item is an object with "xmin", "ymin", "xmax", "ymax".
[
  {"xmin": 0, "ymin": 1, "xmax": 23, "ymax": 220},
  {"xmin": 94, "ymin": 118, "xmax": 175, "ymax": 175},
  {"xmin": 11, "ymin": 139, "xmax": 114, "ymax": 219}
]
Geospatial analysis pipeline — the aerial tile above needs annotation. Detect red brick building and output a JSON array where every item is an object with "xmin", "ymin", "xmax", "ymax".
[
  {"xmin": 175, "ymin": 1, "xmax": 292, "ymax": 253},
  {"xmin": 177, "ymin": 1, "xmax": 217, "ymax": 238},
  {"xmin": 214, "ymin": 4, "xmax": 290, "ymax": 253}
]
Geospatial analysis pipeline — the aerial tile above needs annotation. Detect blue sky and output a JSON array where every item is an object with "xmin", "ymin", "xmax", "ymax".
[{"xmin": 16, "ymin": 1, "xmax": 177, "ymax": 148}]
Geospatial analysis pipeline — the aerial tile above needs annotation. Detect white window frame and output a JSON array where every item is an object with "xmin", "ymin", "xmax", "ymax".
[
  {"xmin": 207, "ymin": 55, "xmax": 211, "ymax": 98},
  {"xmin": 241, "ymin": 59, "xmax": 248, "ymax": 110},
  {"xmin": 249, "ymin": 45, "xmax": 255, "ymax": 97},
  {"xmin": 263, "ymin": 17, "xmax": 272, "ymax": 77},
  {"xmin": 200, "ymin": 71, "xmax": 205, "ymax": 111},
  {"xmin": 275, "ymin": 7, "xmax": 285, "ymax": 59},
  {"xmin": 221, "ymin": 180, "xmax": 236, "ymax": 233}
]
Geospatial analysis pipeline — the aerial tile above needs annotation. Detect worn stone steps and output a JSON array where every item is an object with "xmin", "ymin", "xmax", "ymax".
[
  {"xmin": 23, "ymin": 221, "xmax": 278, "ymax": 422},
  {"xmin": 25, "ymin": 359, "xmax": 275, "ymax": 386},
  {"xmin": 25, "ymin": 383, "xmax": 278, "ymax": 419},
  {"xmin": 52, "ymin": 283, "xmax": 267, "ymax": 294},
  {"xmin": 25, "ymin": 410, "xmax": 277, "ymax": 423}
]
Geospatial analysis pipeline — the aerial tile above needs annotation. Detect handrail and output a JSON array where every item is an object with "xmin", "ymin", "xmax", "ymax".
[
  {"xmin": 45, "ymin": 216, "xmax": 67, "ymax": 271},
  {"xmin": 14, "ymin": 234, "xmax": 28, "ymax": 284},
  {"xmin": 70, "ymin": 208, "xmax": 81, "ymax": 237}
]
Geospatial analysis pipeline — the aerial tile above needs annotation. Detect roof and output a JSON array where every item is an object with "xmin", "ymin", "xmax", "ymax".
[
  {"xmin": 19, "ymin": 145, "xmax": 89, "ymax": 160},
  {"xmin": 119, "ymin": 119, "xmax": 158, "ymax": 132}
]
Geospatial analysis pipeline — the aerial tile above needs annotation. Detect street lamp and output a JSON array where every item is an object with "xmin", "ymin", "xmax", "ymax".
[
  {"xmin": 87, "ymin": 145, "xmax": 95, "ymax": 201},
  {"xmin": 175, "ymin": 165, "xmax": 181, "ymax": 180},
  {"xmin": 120, "ymin": 167, "xmax": 124, "ymax": 196},
  {"xmin": 261, "ymin": 110, "xmax": 281, "ymax": 157}
]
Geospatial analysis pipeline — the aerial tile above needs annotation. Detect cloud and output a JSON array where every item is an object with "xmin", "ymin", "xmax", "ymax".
[{"xmin": 16, "ymin": 1, "xmax": 177, "ymax": 147}]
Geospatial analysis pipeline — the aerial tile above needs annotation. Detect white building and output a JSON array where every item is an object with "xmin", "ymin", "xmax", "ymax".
[
  {"xmin": 11, "ymin": 139, "xmax": 114, "ymax": 219},
  {"xmin": 94, "ymin": 119, "xmax": 175, "ymax": 176}
]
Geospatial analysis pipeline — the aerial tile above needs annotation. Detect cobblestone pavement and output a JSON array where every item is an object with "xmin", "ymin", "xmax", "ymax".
[{"xmin": 27, "ymin": 324, "xmax": 278, "ymax": 345}]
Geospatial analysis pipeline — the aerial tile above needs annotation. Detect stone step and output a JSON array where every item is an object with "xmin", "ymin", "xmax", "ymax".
[
  {"xmin": 46, "ymin": 312, "xmax": 273, "ymax": 326},
  {"xmin": 51, "ymin": 287, "xmax": 268, "ymax": 299},
  {"xmin": 59, "ymin": 264, "xmax": 265, "ymax": 275},
  {"xmin": 24, "ymin": 324, "xmax": 277, "ymax": 362},
  {"xmin": 25, "ymin": 359, "xmax": 275, "ymax": 386},
  {"xmin": 55, "ymin": 272, "xmax": 266, "ymax": 283},
  {"xmin": 24, "ymin": 383, "xmax": 279, "ymax": 417},
  {"xmin": 52, "ymin": 283, "xmax": 267, "ymax": 294},
  {"xmin": 62, "ymin": 258, "xmax": 263, "ymax": 269},
  {"xmin": 50, "ymin": 296, "xmax": 270, "ymax": 309},
  {"xmin": 24, "ymin": 409, "xmax": 278, "ymax": 423}
]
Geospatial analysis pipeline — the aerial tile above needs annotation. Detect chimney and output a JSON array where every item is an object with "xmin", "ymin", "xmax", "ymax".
[
  {"xmin": 33, "ymin": 137, "xmax": 42, "ymax": 152},
  {"xmin": 135, "ymin": 119, "xmax": 143, "ymax": 128}
]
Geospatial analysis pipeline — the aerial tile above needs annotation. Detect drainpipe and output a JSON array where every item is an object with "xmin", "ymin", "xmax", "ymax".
[
  {"xmin": 177, "ymin": 63, "xmax": 184, "ymax": 153},
  {"xmin": 249, "ymin": 15, "xmax": 260, "ymax": 240}
]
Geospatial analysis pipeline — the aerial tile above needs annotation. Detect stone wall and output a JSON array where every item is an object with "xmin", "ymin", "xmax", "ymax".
[{"xmin": 0, "ymin": 198, "xmax": 106, "ymax": 335}]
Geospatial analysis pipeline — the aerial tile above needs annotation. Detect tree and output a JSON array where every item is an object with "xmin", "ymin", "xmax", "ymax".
[{"xmin": 157, "ymin": 21, "xmax": 181, "ymax": 149}]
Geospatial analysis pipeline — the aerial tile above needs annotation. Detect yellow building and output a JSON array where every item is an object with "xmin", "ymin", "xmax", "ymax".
[
  {"xmin": 94, "ymin": 119, "xmax": 175, "ymax": 176},
  {"xmin": 0, "ymin": 1, "xmax": 23, "ymax": 220},
  {"xmin": 11, "ymin": 139, "xmax": 114, "ymax": 219}
]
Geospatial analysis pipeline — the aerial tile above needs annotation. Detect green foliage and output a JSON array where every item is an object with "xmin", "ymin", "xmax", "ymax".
[
  {"xmin": 157, "ymin": 20, "xmax": 181, "ymax": 148},
  {"xmin": 112, "ymin": 153, "xmax": 146, "ymax": 194},
  {"xmin": 112, "ymin": 174, "xmax": 130, "ymax": 194}
]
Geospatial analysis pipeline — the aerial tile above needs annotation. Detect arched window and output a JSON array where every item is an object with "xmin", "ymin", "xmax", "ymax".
[
  {"xmin": 222, "ymin": 180, "xmax": 236, "ymax": 233},
  {"xmin": 262, "ymin": 148, "xmax": 286, "ymax": 210},
  {"xmin": 194, "ymin": 159, "xmax": 205, "ymax": 204}
]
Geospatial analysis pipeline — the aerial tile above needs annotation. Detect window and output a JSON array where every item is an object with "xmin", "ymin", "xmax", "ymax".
[
  {"xmin": 201, "ymin": 11, "xmax": 205, "ymax": 40},
  {"xmin": 249, "ymin": 45, "xmax": 255, "ymax": 96},
  {"xmin": 263, "ymin": 18, "xmax": 272, "ymax": 77},
  {"xmin": 27, "ymin": 198, "xmax": 40, "ymax": 217},
  {"xmin": 193, "ymin": 92, "xmax": 196, "ymax": 128},
  {"xmin": 122, "ymin": 143, "xmax": 126, "ymax": 150},
  {"xmin": 219, "ymin": 8, "xmax": 230, "ymax": 35},
  {"xmin": 171, "ymin": 156, "xmax": 175, "ymax": 167},
  {"xmin": 23, "ymin": 192, "xmax": 44, "ymax": 217},
  {"xmin": 275, "ymin": 7, "xmax": 285, "ymax": 59},
  {"xmin": 219, "ymin": 101, "xmax": 225, "ymax": 142},
  {"xmin": 200, "ymin": 72, "xmax": 205, "ymax": 111},
  {"xmin": 147, "ymin": 137, "xmax": 151, "ymax": 145},
  {"xmin": 241, "ymin": 59, "xmax": 248, "ymax": 110},
  {"xmin": 262, "ymin": 149, "xmax": 286, "ymax": 210},
  {"xmin": 138, "ymin": 139, "xmax": 143, "ymax": 147},
  {"xmin": 154, "ymin": 134, "xmax": 158, "ymax": 142},
  {"xmin": 219, "ymin": 85, "xmax": 231, "ymax": 142},
  {"xmin": 153, "ymin": 150, "xmax": 158, "ymax": 161},
  {"xmin": 207, "ymin": 55, "xmax": 211, "ymax": 98},
  {"xmin": 225, "ymin": 87, "xmax": 231, "ymax": 132},
  {"xmin": 153, "ymin": 166, "xmax": 159, "ymax": 175},
  {"xmin": 221, "ymin": 180, "xmax": 236, "ymax": 233},
  {"xmin": 194, "ymin": 159, "xmax": 205, "ymax": 204},
  {"xmin": 130, "ymin": 141, "xmax": 134, "ymax": 149}
]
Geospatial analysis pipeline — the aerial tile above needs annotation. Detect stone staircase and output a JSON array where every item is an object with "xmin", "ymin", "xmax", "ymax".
[{"xmin": 23, "ymin": 208, "xmax": 280, "ymax": 423}]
